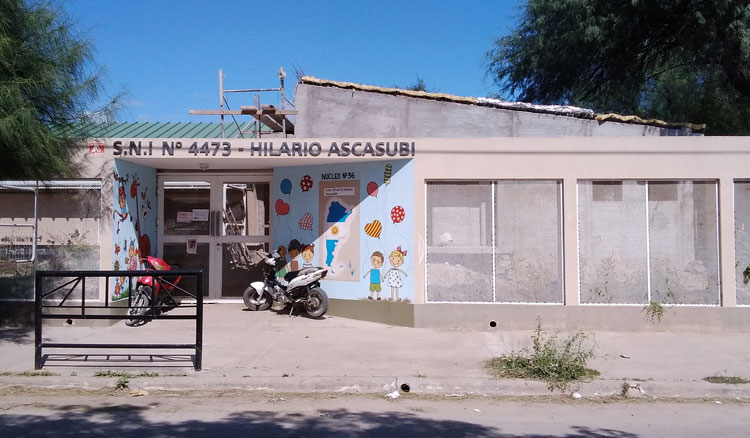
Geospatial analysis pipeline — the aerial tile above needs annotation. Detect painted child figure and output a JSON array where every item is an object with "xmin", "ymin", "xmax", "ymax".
[
  {"xmin": 301, "ymin": 244, "xmax": 315, "ymax": 268},
  {"xmin": 275, "ymin": 245, "xmax": 288, "ymax": 281},
  {"xmin": 287, "ymin": 239, "xmax": 302, "ymax": 272},
  {"xmin": 384, "ymin": 246, "xmax": 408, "ymax": 302},
  {"xmin": 362, "ymin": 251, "xmax": 384, "ymax": 300}
]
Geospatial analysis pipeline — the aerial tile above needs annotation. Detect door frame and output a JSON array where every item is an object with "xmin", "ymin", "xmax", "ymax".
[{"xmin": 157, "ymin": 171, "xmax": 272, "ymax": 299}]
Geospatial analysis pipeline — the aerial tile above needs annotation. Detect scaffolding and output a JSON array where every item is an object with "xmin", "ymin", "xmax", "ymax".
[{"xmin": 189, "ymin": 68, "xmax": 297, "ymax": 139}]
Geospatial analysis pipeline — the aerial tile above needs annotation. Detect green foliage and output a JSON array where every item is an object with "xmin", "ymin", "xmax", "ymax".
[
  {"xmin": 704, "ymin": 375, "xmax": 750, "ymax": 384},
  {"xmin": 642, "ymin": 301, "xmax": 665, "ymax": 324},
  {"xmin": 484, "ymin": 321, "xmax": 599, "ymax": 392},
  {"xmin": 114, "ymin": 376, "xmax": 129, "ymax": 390},
  {"xmin": 0, "ymin": 0, "xmax": 121, "ymax": 179},
  {"xmin": 743, "ymin": 265, "xmax": 750, "ymax": 284},
  {"xmin": 486, "ymin": 0, "xmax": 750, "ymax": 134},
  {"xmin": 0, "ymin": 370, "xmax": 58, "ymax": 376},
  {"xmin": 94, "ymin": 370, "xmax": 159, "ymax": 378}
]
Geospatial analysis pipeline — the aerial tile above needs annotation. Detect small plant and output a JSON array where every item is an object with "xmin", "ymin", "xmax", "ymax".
[
  {"xmin": 484, "ymin": 319, "xmax": 599, "ymax": 392},
  {"xmin": 620, "ymin": 381, "xmax": 630, "ymax": 398},
  {"xmin": 0, "ymin": 370, "xmax": 58, "ymax": 377},
  {"xmin": 115, "ymin": 376, "xmax": 129, "ymax": 390},
  {"xmin": 704, "ymin": 375, "xmax": 750, "ymax": 384},
  {"xmin": 642, "ymin": 301, "xmax": 665, "ymax": 324},
  {"xmin": 743, "ymin": 266, "xmax": 750, "ymax": 285},
  {"xmin": 94, "ymin": 370, "xmax": 130, "ymax": 378}
]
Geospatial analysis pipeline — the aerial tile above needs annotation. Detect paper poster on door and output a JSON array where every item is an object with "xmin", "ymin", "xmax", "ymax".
[{"xmin": 319, "ymin": 180, "xmax": 360, "ymax": 281}]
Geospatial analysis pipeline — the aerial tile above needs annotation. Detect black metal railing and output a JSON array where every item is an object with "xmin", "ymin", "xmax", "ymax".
[{"xmin": 34, "ymin": 269, "xmax": 203, "ymax": 370}]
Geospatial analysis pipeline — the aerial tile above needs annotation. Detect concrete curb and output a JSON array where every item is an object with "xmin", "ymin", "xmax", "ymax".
[{"xmin": 2, "ymin": 374, "xmax": 749, "ymax": 401}]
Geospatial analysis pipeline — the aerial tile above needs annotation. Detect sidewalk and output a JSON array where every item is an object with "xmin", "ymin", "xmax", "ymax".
[{"xmin": 1, "ymin": 303, "xmax": 749, "ymax": 400}]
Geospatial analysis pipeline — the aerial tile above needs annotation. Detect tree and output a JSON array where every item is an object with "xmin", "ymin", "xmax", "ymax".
[
  {"xmin": 0, "ymin": 0, "xmax": 118, "ymax": 179},
  {"xmin": 486, "ymin": 0, "xmax": 750, "ymax": 135}
]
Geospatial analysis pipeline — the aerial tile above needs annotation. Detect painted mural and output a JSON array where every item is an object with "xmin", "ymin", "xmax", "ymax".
[
  {"xmin": 111, "ymin": 160, "xmax": 157, "ymax": 301},
  {"xmin": 272, "ymin": 160, "xmax": 414, "ymax": 302},
  {"xmin": 318, "ymin": 180, "xmax": 360, "ymax": 281}
]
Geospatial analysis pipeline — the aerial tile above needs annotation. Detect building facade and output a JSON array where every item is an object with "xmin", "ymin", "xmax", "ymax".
[{"xmin": 2, "ymin": 79, "xmax": 749, "ymax": 331}]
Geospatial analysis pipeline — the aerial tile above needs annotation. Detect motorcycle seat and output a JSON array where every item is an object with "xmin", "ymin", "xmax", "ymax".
[
  {"xmin": 284, "ymin": 271, "xmax": 299, "ymax": 282},
  {"xmin": 284, "ymin": 268, "xmax": 318, "ymax": 283}
]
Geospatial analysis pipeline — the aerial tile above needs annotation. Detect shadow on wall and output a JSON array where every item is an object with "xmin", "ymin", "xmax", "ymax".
[{"xmin": 0, "ymin": 404, "xmax": 639, "ymax": 438}]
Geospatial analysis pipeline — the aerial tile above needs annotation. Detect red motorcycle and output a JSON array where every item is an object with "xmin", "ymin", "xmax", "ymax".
[{"xmin": 126, "ymin": 256, "xmax": 182, "ymax": 327}]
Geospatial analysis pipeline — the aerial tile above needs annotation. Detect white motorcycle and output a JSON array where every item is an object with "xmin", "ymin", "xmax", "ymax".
[{"xmin": 242, "ymin": 249, "xmax": 329, "ymax": 318}]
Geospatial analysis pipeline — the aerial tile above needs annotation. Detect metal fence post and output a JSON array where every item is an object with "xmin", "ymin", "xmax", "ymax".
[
  {"xmin": 195, "ymin": 270, "xmax": 203, "ymax": 371},
  {"xmin": 34, "ymin": 270, "xmax": 42, "ymax": 370}
]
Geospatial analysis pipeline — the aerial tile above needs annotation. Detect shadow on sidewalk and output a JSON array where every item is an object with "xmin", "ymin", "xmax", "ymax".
[
  {"xmin": 0, "ymin": 403, "xmax": 638, "ymax": 438},
  {"xmin": 0, "ymin": 327, "xmax": 33, "ymax": 345}
]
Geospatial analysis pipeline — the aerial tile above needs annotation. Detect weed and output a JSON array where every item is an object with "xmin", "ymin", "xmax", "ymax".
[
  {"xmin": 484, "ymin": 319, "xmax": 599, "ymax": 392},
  {"xmin": 115, "ymin": 376, "xmax": 129, "ymax": 390},
  {"xmin": 642, "ymin": 301, "xmax": 665, "ymax": 324},
  {"xmin": 744, "ymin": 266, "xmax": 750, "ymax": 285},
  {"xmin": 0, "ymin": 370, "xmax": 58, "ymax": 377},
  {"xmin": 620, "ymin": 381, "xmax": 630, "ymax": 397},
  {"xmin": 704, "ymin": 375, "xmax": 750, "ymax": 384},
  {"xmin": 94, "ymin": 370, "xmax": 129, "ymax": 378},
  {"xmin": 94, "ymin": 370, "xmax": 160, "ymax": 378}
]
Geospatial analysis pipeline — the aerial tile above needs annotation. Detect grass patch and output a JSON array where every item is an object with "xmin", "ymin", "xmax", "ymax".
[
  {"xmin": 642, "ymin": 301, "xmax": 665, "ymax": 324},
  {"xmin": 0, "ymin": 370, "xmax": 59, "ymax": 377},
  {"xmin": 485, "ymin": 320, "xmax": 599, "ymax": 392},
  {"xmin": 94, "ymin": 370, "xmax": 160, "ymax": 378},
  {"xmin": 704, "ymin": 375, "xmax": 750, "ymax": 384},
  {"xmin": 115, "ymin": 376, "xmax": 129, "ymax": 390}
]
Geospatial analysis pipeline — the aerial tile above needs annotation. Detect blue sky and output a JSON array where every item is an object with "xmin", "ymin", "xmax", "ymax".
[{"xmin": 63, "ymin": 0, "xmax": 523, "ymax": 123}]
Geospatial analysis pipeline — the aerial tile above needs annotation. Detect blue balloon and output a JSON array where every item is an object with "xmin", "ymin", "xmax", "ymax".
[{"xmin": 280, "ymin": 178, "xmax": 292, "ymax": 194}]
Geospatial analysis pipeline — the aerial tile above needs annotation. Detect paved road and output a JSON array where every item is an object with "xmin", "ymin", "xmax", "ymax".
[{"xmin": 0, "ymin": 391, "xmax": 747, "ymax": 437}]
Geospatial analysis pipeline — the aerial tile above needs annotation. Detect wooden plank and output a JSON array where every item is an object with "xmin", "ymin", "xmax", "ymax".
[{"xmin": 189, "ymin": 110, "xmax": 245, "ymax": 115}]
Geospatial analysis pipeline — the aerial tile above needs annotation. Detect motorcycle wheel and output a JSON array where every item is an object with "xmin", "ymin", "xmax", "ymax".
[
  {"xmin": 242, "ymin": 285, "xmax": 271, "ymax": 311},
  {"xmin": 125, "ymin": 286, "xmax": 152, "ymax": 327},
  {"xmin": 304, "ymin": 287, "xmax": 328, "ymax": 318}
]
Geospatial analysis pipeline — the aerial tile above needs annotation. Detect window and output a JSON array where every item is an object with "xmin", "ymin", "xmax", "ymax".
[
  {"xmin": 579, "ymin": 180, "xmax": 720, "ymax": 305},
  {"xmin": 735, "ymin": 181, "xmax": 750, "ymax": 305},
  {"xmin": 592, "ymin": 181, "xmax": 623, "ymax": 201},
  {"xmin": 426, "ymin": 180, "xmax": 563, "ymax": 303}
]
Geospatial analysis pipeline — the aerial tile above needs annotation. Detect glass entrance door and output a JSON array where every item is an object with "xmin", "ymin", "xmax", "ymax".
[
  {"xmin": 219, "ymin": 181, "xmax": 270, "ymax": 297},
  {"xmin": 159, "ymin": 174, "xmax": 271, "ymax": 299}
]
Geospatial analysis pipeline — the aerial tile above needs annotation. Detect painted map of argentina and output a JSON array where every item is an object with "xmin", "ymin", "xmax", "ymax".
[{"xmin": 318, "ymin": 181, "xmax": 360, "ymax": 281}]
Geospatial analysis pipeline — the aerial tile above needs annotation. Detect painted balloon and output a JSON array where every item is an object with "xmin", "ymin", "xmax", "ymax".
[
  {"xmin": 130, "ymin": 180, "xmax": 138, "ymax": 198},
  {"xmin": 384, "ymin": 163, "xmax": 392, "ymax": 185},
  {"xmin": 390, "ymin": 205, "xmax": 405, "ymax": 224},
  {"xmin": 366, "ymin": 181, "xmax": 378, "ymax": 197},
  {"xmin": 280, "ymin": 178, "xmax": 292, "ymax": 194},
  {"xmin": 275, "ymin": 199, "xmax": 290, "ymax": 216},
  {"xmin": 298, "ymin": 212, "xmax": 313, "ymax": 230},
  {"xmin": 300, "ymin": 175, "xmax": 313, "ymax": 192},
  {"xmin": 364, "ymin": 220, "xmax": 382, "ymax": 238}
]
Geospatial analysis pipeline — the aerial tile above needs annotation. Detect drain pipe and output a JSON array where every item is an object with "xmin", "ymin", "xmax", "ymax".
[{"xmin": 31, "ymin": 181, "xmax": 38, "ymax": 265}]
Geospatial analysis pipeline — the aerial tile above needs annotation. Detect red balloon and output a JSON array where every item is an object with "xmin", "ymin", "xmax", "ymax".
[
  {"xmin": 275, "ymin": 199, "xmax": 290, "ymax": 216},
  {"xmin": 367, "ymin": 181, "xmax": 378, "ymax": 197},
  {"xmin": 391, "ymin": 205, "xmax": 405, "ymax": 224},
  {"xmin": 300, "ymin": 175, "xmax": 313, "ymax": 192}
]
